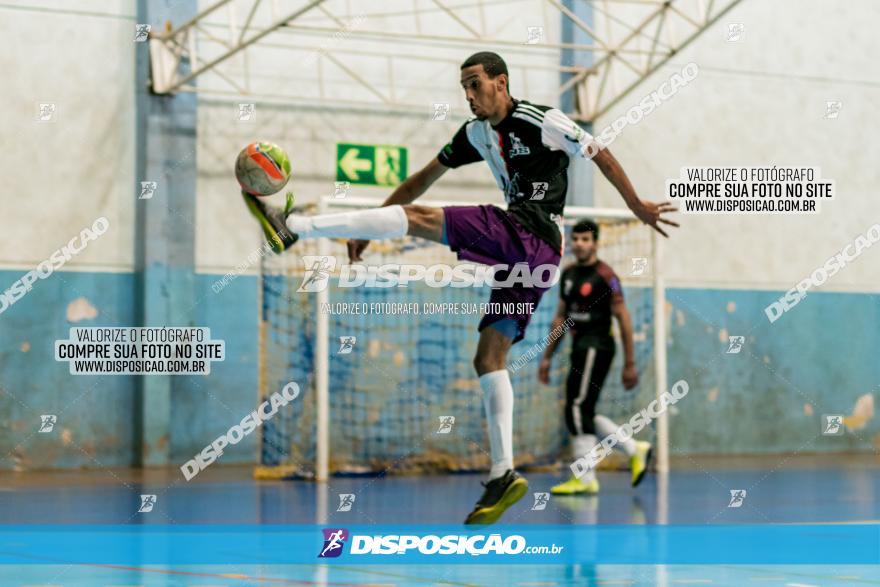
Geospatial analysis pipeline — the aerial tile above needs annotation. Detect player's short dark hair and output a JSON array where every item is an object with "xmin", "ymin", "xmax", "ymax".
[
  {"xmin": 572, "ymin": 219, "xmax": 599, "ymax": 240},
  {"xmin": 461, "ymin": 52, "xmax": 509, "ymax": 89}
]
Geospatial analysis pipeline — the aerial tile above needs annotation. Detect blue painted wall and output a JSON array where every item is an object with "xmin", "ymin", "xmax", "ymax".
[
  {"xmin": 666, "ymin": 287, "xmax": 880, "ymax": 455},
  {"xmin": 0, "ymin": 270, "xmax": 137, "ymax": 470},
  {"xmin": 0, "ymin": 270, "xmax": 261, "ymax": 471},
  {"xmin": 169, "ymin": 273, "xmax": 261, "ymax": 464},
  {"xmin": 2, "ymin": 267, "xmax": 876, "ymax": 470}
]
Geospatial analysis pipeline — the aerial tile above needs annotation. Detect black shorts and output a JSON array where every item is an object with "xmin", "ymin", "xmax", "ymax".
[{"xmin": 564, "ymin": 341, "xmax": 615, "ymax": 436}]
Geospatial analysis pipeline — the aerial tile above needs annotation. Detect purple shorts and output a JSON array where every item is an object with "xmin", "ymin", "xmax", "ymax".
[{"xmin": 442, "ymin": 204, "xmax": 561, "ymax": 344}]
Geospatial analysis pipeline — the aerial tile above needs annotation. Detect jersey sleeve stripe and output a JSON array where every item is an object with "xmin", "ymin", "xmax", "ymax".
[
  {"xmin": 512, "ymin": 112, "xmax": 543, "ymax": 127},
  {"xmin": 516, "ymin": 103, "xmax": 546, "ymax": 119}
]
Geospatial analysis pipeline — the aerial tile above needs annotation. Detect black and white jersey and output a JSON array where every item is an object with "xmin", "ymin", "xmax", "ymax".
[
  {"xmin": 437, "ymin": 99, "xmax": 600, "ymax": 253},
  {"xmin": 560, "ymin": 260, "xmax": 623, "ymax": 349}
]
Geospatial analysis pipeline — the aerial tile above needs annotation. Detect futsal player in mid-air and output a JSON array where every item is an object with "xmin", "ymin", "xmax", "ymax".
[
  {"xmin": 242, "ymin": 52, "xmax": 677, "ymax": 524},
  {"xmin": 538, "ymin": 219, "xmax": 652, "ymax": 495}
]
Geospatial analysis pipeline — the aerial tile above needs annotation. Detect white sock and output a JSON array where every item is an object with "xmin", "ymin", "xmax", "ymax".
[
  {"xmin": 480, "ymin": 370, "xmax": 514, "ymax": 480},
  {"xmin": 286, "ymin": 205, "xmax": 408, "ymax": 241},
  {"xmin": 572, "ymin": 434, "xmax": 597, "ymax": 482},
  {"xmin": 594, "ymin": 414, "xmax": 636, "ymax": 457}
]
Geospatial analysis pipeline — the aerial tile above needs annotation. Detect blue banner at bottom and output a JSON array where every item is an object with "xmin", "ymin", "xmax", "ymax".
[{"xmin": 0, "ymin": 525, "xmax": 877, "ymax": 565}]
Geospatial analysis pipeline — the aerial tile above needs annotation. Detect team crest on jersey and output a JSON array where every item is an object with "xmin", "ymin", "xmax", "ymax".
[{"xmin": 508, "ymin": 132, "xmax": 530, "ymax": 157}]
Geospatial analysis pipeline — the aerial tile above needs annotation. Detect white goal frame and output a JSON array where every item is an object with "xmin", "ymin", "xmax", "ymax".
[{"xmin": 310, "ymin": 195, "xmax": 668, "ymax": 482}]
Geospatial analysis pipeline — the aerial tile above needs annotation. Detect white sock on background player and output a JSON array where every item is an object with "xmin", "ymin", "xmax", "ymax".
[
  {"xmin": 594, "ymin": 414, "xmax": 636, "ymax": 457},
  {"xmin": 480, "ymin": 369, "xmax": 514, "ymax": 481},
  {"xmin": 572, "ymin": 434, "xmax": 598, "ymax": 482},
  {"xmin": 286, "ymin": 205, "xmax": 408, "ymax": 240}
]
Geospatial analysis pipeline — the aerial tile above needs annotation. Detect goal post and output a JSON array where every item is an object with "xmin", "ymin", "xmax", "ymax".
[{"xmin": 255, "ymin": 196, "xmax": 667, "ymax": 481}]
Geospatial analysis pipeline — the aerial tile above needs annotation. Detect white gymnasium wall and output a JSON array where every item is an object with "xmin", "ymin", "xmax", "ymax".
[
  {"xmin": 591, "ymin": 0, "xmax": 880, "ymax": 292},
  {"xmin": 195, "ymin": 0, "xmax": 561, "ymax": 273},
  {"xmin": 0, "ymin": 1, "xmax": 139, "ymax": 471},
  {"xmin": 0, "ymin": 0, "xmax": 136, "ymax": 271}
]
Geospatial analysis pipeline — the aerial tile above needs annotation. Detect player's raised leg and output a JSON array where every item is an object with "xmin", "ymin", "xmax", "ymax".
[
  {"xmin": 464, "ymin": 323, "xmax": 529, "ymax": 525},
  {"xmin": 242, "ymin": 155, "xmax": 449, "ymax": 255},
  {"xmin": 242, "ymin": 190, "xmax": 445, "ymax": 254}
]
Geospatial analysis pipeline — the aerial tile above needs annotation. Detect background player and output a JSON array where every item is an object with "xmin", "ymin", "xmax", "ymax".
[
  {"xmin": 539, "ymin": 219, "xmax": 652, "ymax": 495},
  {"xmin": 243, "ymin": 52, "xmax": 676, "ymax": 523}
]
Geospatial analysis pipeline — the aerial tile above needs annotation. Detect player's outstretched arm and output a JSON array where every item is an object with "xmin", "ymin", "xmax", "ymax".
[
  {"xmin": 612, "ymin": 298, "xmax": 638, "ymax": 390},
  {"xmin": 538, "ymin": 300, "xmax": 569, "ymax": 384},
  {"xmin": 347, "ymin": 158, "xmax": 449, "ymax": 261},
  {"xmin": 383, "ymin": 157, "xmax": 450, "ymax": 207},
  {"xmin": 540, "ymin": 109, "xmax": 678, "ymax": 237},
  {"xmin": 591, "ymin": 148, "xmax": 678, "ymax": 238}
]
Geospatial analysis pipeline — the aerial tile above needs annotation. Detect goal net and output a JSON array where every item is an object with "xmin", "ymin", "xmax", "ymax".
[{"xmin": 256, "ymin": 198, "xmax": 663, "ymax": 480}]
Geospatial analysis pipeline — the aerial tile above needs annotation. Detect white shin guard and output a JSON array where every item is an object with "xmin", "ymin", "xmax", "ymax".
[{"xmin": 286, "ymin": 205, "xmax": 408, "ymax": 241}]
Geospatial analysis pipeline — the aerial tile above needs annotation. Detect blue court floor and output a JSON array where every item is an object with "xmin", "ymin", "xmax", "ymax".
[{"xmin": 1, "ymin": 455, "xmax": 879, "ymax": 586}]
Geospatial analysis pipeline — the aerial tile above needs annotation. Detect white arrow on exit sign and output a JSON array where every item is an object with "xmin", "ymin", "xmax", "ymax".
[{"xmin": 339, "ymin": 148, "xmax": 373, "ymax": 181}]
